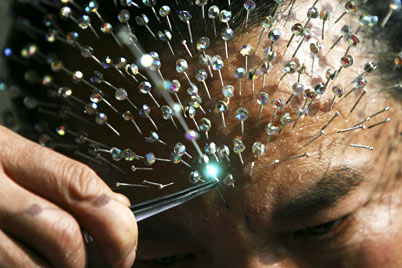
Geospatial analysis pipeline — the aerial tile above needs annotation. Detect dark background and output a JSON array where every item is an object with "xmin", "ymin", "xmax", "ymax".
[{"xmin": 0, "ymin": 0, "xmax": 12, "ymax": 119}]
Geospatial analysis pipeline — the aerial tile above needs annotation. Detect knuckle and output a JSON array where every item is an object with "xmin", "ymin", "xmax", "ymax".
[{"xmin": 59, "ymin": 161, "xmax": 103, "ymax": 203}]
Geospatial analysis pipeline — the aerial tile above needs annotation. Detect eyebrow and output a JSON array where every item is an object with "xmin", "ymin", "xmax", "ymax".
[
  {"xmin": 271, "ymin": 167, "xmax": 367, "ymax": 221},
  {"xmin": 139, "ymin": 167, "xmax": 366, "ymax": 241}
]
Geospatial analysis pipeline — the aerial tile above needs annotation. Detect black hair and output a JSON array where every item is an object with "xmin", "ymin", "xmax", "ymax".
[
  {"xmin": 361, "ymin": 0, "xmax": 402, "ymax": 101},
  {"xmin": 2, "ymin": 0, "xmax": 277, "ymax": 131},
  {"xmin": 2, "ymin": 0, "xmax": 402, "ymax": 134}
]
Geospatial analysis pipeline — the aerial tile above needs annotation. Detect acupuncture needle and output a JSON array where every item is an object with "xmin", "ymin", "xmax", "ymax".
[
  {"xmin": 131, "ymin": 179, "xmax": 219, "ymax": 221},
  {"xmin": 83, "ymin": 179, "xmax": 219, "ymax": 243}
]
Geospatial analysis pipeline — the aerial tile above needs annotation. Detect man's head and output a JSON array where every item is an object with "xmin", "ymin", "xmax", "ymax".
[{"xmin": 4, "ymin": 0, "xmax": 402, "ymax": 267}]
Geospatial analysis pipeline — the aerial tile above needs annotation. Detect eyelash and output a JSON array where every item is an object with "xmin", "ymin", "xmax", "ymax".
[
  {"xmin": 142, "ymin": 254, "xmax": 195, "ymax": 267},
  {"xmin": 143, "ymin": 215, "xmax": 353, "ymax": 266},
  {"xmin": 150, "ymin": 256, "xmax": 176, "ymax": 266},
  {"xmin": 293, "ymin": 214, "xmax": 351, "ymax": 238}
]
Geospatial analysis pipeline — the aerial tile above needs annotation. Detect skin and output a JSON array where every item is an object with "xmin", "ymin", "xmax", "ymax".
[
  {"xmin": 127, "ymin": 0, "xmax": 402, "ymax": 267},
  {"xmin": 1, "ymin": 0, "xmax": 401, "ymax": 267},
  {"xmin": 0, "ymin": 125, "xmax": 138, "ymax": 268}
]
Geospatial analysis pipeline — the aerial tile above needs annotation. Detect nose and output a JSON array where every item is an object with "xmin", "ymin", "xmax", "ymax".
[
  {"xmin": 242, "ymin": 259, "xmax": 298, "ymax": 268},
  {"xmin": 214, "ymin": 254, "xmax": 299, "ymax": 268}
]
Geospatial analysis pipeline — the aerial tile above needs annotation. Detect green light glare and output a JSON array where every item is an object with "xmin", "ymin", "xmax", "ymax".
[{"xmin": 205, "ymin": 164, "xmax": 220, "ymax": 181}]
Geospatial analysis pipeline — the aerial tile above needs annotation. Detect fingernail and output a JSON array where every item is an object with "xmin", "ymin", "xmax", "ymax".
[{"xmin": 114, "ymin": 247, "xmax": 136, "ymax": 268}]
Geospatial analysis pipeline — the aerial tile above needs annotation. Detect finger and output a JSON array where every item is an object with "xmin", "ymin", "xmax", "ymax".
[
  {"xmin": 0, "ymin": 126, "xmax": 117, "ymax": 196},
  {"xmin": 114, "ymin": 193, "xmax": 132, "ymax": 207},
  {"xmin": 0, "ymin": 126, "xmax": 137, "ymax": 268},
  {"xmin": 0, "ymin": 174, "xmax": 86, "ymax": 268},
  {"xmin": 0, "ymin": 228, "xmax": 50, "ymax": 268},
  {"xmin": 86, "ymin": 241, "xmax": 137, "ymax": 268}
]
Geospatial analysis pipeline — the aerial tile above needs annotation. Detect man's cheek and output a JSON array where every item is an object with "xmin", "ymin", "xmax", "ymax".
[
  {"xmin": 347, "ymin": 203, "xmax": 402, "ymax": 267},
  {"xmin": 348, "ymin": 234, "xmax": 402, "ymax": 268}
]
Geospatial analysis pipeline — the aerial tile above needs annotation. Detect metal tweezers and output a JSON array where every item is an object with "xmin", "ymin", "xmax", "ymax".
[
  {"xmin": 83, "ymin": 180, "xmax": 218, "ymax": 243},
  {"xmin": 131, "ymin": 179, "xmax": 219, "ymax": 222}
]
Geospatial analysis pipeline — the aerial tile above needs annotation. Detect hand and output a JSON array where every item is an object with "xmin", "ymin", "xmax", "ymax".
[{"xmin": 0, "ymin": 126, "xmax": 138, "ymax": 268}]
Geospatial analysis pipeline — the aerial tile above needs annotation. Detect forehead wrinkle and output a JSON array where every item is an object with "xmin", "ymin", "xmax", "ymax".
[{"xmin": 68, "ymin": 0, "xmax": 390, "ymax": 214}]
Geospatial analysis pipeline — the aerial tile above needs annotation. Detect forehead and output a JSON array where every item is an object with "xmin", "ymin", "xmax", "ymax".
[
  {"xmin": 124, "ymin": 0, "xmax": 395, "ymax": 220},
  {"xmin": 12, "ymin": 0, "xmax": 396, "ymax": 218},
  {"xmin": 105, "ymin": 0, "xmax": 390, "ymax": 195}
]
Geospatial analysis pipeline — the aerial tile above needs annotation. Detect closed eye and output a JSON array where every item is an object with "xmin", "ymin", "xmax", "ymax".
[
  {"xmin": 293, "ymin": 215, "xmax": 350, "ymax": 237},
  {"xmin": 150, "ymin": 255, "xmax": 176, "ymax": 266},
  {"xmin": 137, "ymin": 253, "xmax": 198, "ymax": 267}
]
